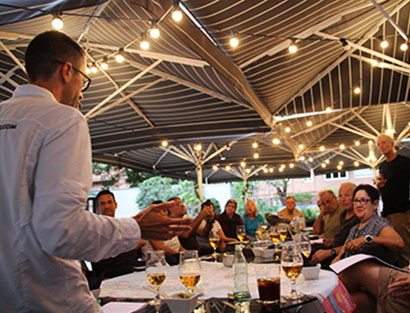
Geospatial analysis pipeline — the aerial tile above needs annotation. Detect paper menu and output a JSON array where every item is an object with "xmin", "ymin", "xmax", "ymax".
[{"xmin": 101, "ymin": 302, "xmax": 148, "ymax": 313}]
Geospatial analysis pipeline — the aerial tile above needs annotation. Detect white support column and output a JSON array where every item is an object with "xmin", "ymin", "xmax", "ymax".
[{"xmin": 196, "ymin": 164, "xmax": 203, "ymax": 203}]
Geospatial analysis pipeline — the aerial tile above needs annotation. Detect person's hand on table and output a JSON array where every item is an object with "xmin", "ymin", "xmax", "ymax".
[
  {"xmin": 134, "ymin": 201, "xmax": 191, "ymax": 240},
  {"xmin": 311, "ymin": 249, "xmax": 331, "ymax": 263},
  {"xmin": 388, "ymin": 274, "xmax": 410, "ymax": 297},
  {"xmin": 346, "ymin": 237, "xmax": 365, "ymax": 253}
]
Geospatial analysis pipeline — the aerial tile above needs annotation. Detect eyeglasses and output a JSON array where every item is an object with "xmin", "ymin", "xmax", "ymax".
[
  {"xmin": 353, "ymin": 198, "xmax": 372, "ymax": 205},
  {"xmin": 54, "ymin": 60, "xmax": 92, "ymax": 92}
]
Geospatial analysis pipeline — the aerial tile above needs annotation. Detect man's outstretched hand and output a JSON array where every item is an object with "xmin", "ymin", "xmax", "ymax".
[{"xmin": 133, "ymin": 201, "xmax": 191, "ymax": 240}]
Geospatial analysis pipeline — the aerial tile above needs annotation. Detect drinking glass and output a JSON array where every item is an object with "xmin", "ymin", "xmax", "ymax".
[
  {"xmin": 179, "ymin": 250, "xmax": 201, "ymax": 294},
  {"xmin": 281, "ymin": 242, "xmax": 303, "ymax": 299},
  {"xmin": 146, "ymin": 251, "xmax": 167, "ymax": 312},
  {"xmin": 255, "ymin": 263, "xmax": 281, "ymax": 303},
  {"xmin": 236, "ymin": 225, "xmax": 246, "ymax": 244},
  {"xmin": 277, "ymin": 223, "xmax": 288, "ymax": 242},
  {"xmin": 299, "ymin": 240, "xmax": 311, "ymax": 259},
  {"xmin": 270, "ymin": 226, "xmax": 280, "ymax": 244},
  {"xmin": 209, "ymin": 229, "xmax": 220, "ymax": 262}
]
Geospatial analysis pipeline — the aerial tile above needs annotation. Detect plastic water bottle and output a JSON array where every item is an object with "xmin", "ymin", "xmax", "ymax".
[{"xmin": 232, "ymin": 244, "xmax": 250, "ymax": 299}]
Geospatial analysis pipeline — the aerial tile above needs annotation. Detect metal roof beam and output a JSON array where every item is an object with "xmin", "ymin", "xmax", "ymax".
[
  {"xmin": 85, "ymin": 59, "xmax": 162, "ymax": 119},
  {"xmin": 77, "ymin": 2, "xmax": 111, "ymax": 43},
  {"xmin": 0, "ymin": 40, "xmax": 26, "ymax": 74}
]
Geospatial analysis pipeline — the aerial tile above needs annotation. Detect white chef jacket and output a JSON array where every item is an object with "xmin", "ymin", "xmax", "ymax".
[{"xmin": 0, "ymin": 85, "xmax": 141, "ymax": 313}]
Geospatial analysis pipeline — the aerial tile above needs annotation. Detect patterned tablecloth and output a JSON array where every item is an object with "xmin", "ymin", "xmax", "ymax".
[{"xmin": 100, "ymin": 261, "xmax": 338, "ymax": 301}]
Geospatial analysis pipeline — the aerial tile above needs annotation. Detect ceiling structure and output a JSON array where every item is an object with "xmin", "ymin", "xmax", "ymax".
[{"xmin": 1, "ymin": 0, "xmax": 410, "ymax": 185}]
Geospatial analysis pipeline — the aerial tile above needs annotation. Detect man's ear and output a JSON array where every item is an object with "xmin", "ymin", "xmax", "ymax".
[{"xmin": 60, "ymin": 61, "xmax": 73, "ymax": 83}]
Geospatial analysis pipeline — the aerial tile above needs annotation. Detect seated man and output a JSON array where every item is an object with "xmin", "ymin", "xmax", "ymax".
[
  {"xmin": 277, "ymin": 196, "xmax": 306, "ymax": 229},
  {"xmin": 92, "ymin": 190, "xmax": 144, "ymax": 278},
  {"xmin": 312, "ymin": 189, "xmax": 343, "ymax": 243},
  {"xmin": 311, "ymin": 182, "xmax": 359, "ymax": 268},
  {"xmin": 338, "ymin": 260, "xmax": 410, "ymax": 313}
]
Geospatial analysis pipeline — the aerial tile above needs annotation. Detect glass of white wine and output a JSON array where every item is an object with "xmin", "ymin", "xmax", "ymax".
[
  {"xmin": 146, "ymin": 250, "xmax": 167, "ymax": 312},
  {"xmin": 236, "ymin": 225, "xmax": 246, "ymax": 245},
  {"xmin": 281, "ymin": 242, "xmax": 303, "ymax": 299},
  {"xmin": 179, "ymin": 250, "xmax": 201, "ymax": 294},
  {"xmin": 209, "ymin": 230, "xmax": 220, "ymax": 263},
  {"xmin": 299, "ymin": 240, "xmax": 311, "ymax": 259},
  {"xmin": 277, "ymin": 223, "xmax": 288, "ymax": 242}
]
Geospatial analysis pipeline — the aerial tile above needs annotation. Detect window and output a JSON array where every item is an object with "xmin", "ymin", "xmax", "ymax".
[{"xmin": 324, "ymin": 171, "xmax": 347, "ymax": 180}]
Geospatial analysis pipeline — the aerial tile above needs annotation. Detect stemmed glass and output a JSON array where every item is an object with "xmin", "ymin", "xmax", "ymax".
[
  {"xmin": 281, "ymin": 242, "xmax": 304, "ymax": 299},
  {"xmin": 236, "ymin": 225, "xmax": 246, "ymax": 245},
  {"xmin": 146, "ymin": 251, "xmax": 167, "ymax": 312},
  {"xmin": 299, "ymin": 240, "xmax": 311, "ymax": 259},
  {"xmin": 278, "ymin": 223, "xmax": 288, "ymax": 242},
  {"xmin": 270, "ymin": 226, "xmax": 280, "ymax": 244},
  {"xmin": 209, "ymin": 229, "xmax": 220, "ymax": 262},
  {"xmin": 179, "ymin": 250, "xmax": 201, "ymax": 294}
]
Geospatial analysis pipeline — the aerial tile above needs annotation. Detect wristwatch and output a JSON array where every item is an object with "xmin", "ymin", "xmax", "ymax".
[
  {"xmin": 331, "ymin": 248, "xmax": 337, "ymax": 256},
  {"xmin": 365, "ymin": 235, "xmax": 373, "ymax": 244}
]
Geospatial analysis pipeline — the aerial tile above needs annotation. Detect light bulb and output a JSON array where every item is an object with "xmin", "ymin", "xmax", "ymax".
[
  {"xmin": 194, "ymin": 143, "xmax": 202, "ymax": 151},
  {"xmin": 252, "ymin": 142, "xmax": 258, "ymax": 149},
  {"xmin": 263, "ymin": 168, "xmax": 268, "ymax": 173},
  {"xmin": 354, "ymin": 161, "xmax": 360, "ymax": 167},
  {"xmin": 289, "ymin": 163, "xmax": 295, "ymax": 168},
  {"xmin": 319, "ymin": 145, "xmax": 325, "ymax": 151},
  {"xmin": 298, "ymin": 144, "xmax": 304, "ymax": 150},
  {"xmin": 306, "ymin": 120, "xmax": 313, "ymax": 127},
  {"xmin": 337, "ymin": 165, "xmax": 342, "ymax": 170},
  {"xmin": 321, "ymin": 163, "xmax": 326, "ymax": 168},
  {"xmin": 380, "ymin": 40, "xmax": 388, "ymax": 49},
  {"xmin": 279, "ymin": 167, "xmax": 284, "ymax": 172},
  {"xmin": 172, "ymin": 9, "xmax": 183, "ymax": 22},
  {"xmin": 115, "ymin": 49, "xmax": 125, "ymax": 63},
  {"xmin": 253, "ymin": 152, "xmax": 259, "ymax": 159},
  {"xmin": 90, "ymin": 64, "xmax": 98, "ymax": 73},
  {"xmin": 240, "ymin": 161, "xmax": 246, "ymax": 168},
  {"xmin": 288, "ymin": 42, "xmax": 297, "ymax": 53},
  {"xmin": 149, "ymin": 24, "xmax": 160, "ymax": 39},
  {"xmin": 400, "ymin": 43, "xmax": 408, "ymax": 51},
  {"xmin": 325, "ymin": 107, "xmax": 332, "ymax": 113},
  {"xmin": 212, "ymin": 165, "xmax": 218, "ymax": 171},
  {"xmin": 161, "ymin": 140, "xmax": 168, "ymax": 147},
  {"xmin": 51, "ymin": 15, "xmax": 63, "ymax": 30},
  {"xmin": 140, "ymin": 34, "xmax": 150, "ymax": 50},
  {"xmin": 85, "ymin": 67, "xmax": 91, "ymax": 75},
  {"xmin": 230, "ymin": 37, "xmax": 239, "ymax": 48},
  {"xmin": 225, "ymin": 165, "xmax": 231, "ymax": 170},
  {"xmin": 100, "ymin": 58, "xmax": 108, "ymax": 70},
  {"xmin": 370, "ymin": 59, "xmax": 379, "ymax": 67},
  {"xmin": 355, "ymin": 140, "xmax": 360, "ymax": 146},
  {"xmin": 285, "ymin": 127, "xmax": 291, "ymax": 133},
  {"xmin": 339, "ymin": 144, "xmax": 345, "ymax": 150},
  {"xmin": 272, "ymin": 138, "xmax": 280, "ymax": 145},
  {"xmin": 325, "ymin": 159, "xmax": 330, "ymax": 164},
  {"xmin": 354, "ymin": 87, "xmax": 361, "ymax": 94},
  {"xmin": 269, "ymin": 168, "xmax": 274, "ymax": 173},
  {"xmin": 308, "ymin": 157, "xmax": 313, "ymax": 162}
]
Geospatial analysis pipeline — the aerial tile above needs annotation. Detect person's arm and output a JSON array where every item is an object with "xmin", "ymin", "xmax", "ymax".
[
  {"xmin": 312, "ymin": 210, "xmax": 325, "ymax": 235},
  {"xmin": 311, "ymin": 246, "xmax": 343, "ymax": 263},
  {"xmin": 196, "ymin": 219, "xmax": 213, "ymax": 237},
  {"xmin": 331, "ymin": 242, "xmax": 347, "ymax": 264},
  {"xmin": 345, "ymin": 226, "xmax": 404, "ymax": 253},
  {"xmin": 180, "ymin": 205, "xmax": 213, "ymax": 238},
  {"xmin": 149, "ymin": 240, "xmax": 179, "ymax": 255}
]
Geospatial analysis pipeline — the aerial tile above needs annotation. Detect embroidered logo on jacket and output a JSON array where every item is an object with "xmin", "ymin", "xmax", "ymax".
[{"xmin": 0, "ymin": 123, "xmax": 17, "ymax": 131}]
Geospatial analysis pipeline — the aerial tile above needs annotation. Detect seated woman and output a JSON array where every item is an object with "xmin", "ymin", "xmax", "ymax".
[
  {"xmin": 216, "ymin": 199, "xmax": 244, "ymax": 240},
  {"xmin": 332, "ymin": 184, "xmax": 404, "ymax": 265},
  {"xmin": 196, "ymin": 200, "xmax": 237, "ymax": 253},
  {"xmin": 242, "ymin": 199, "xmax": 265, "ymax": 238}
]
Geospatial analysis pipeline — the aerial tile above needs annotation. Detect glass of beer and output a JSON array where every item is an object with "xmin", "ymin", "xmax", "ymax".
[
  {"xmin": 299, "ymin": 240, "xmax": 311, "ymax": 259},
  {"xmin": 179, "ymin": 250, "xmax": 201, "ymax": 294},
  {"xmin": 209, "ymin": 230, "xmax": 220, "ymax": 262},
  {"xmin": 255, "ymin": 263, "xmax": 281, "ymax": 303},
  {"xmin": 281, "ymin": 242, "xmax": 303, "ymax": 299},
  {"xmin": 236, "ymin": 225, "xmax": 246, "ymax": 245},
  {"xmin": 277, "ymin": 223, "xmax": 288, "ymax": 242},
  {"xmin": 146, "ymin": 250, "xmax": 167, "ymax": 311}
]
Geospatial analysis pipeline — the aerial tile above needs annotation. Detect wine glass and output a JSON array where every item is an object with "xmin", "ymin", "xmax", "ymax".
[
  {"xmin": 270, "ymin": 226, "xmax": 280, "ymax": 244},
  {"xmin": 209, "ymin": 229, "xmax": 220, "ymax": 262},
  {"xmin": 236, "ymin": 225, "xmax": 246, "ymax": 245},
  {"xmin": 179, "ymin": 250, "xmax": 201, "ymax": 294},
  {"xmin": 146, "ymin": 251, "xmax": 167, "ymax": 312},
  {"xmin": 299, "ymin": 240, "xmax": 311, "ymax": 259},
  {"xmin": 281, "ymin": 242, "xmax": 303, "ymax": 299},
  {"xmin": 277, "ymin": 223, "xmax": 288, "ymax": 242}
]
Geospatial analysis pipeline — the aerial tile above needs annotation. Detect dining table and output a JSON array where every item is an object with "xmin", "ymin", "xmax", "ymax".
[{"xmin": 99, "ymin": 258, "xmax": 338, "ymax": 312}]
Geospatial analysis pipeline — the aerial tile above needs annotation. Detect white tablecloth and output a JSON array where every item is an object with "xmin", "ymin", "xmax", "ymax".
[{"xmin": 100, "ymin": 262, "xmax": 338, "ymax": 301}]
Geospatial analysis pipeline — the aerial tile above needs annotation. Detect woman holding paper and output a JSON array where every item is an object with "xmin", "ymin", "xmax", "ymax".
[{"xmin": 332, "ymin": 184, "xmax": 403, "ymax": 265}]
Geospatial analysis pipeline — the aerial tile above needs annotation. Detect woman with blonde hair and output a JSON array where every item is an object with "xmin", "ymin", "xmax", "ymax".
[{"xmin": 242, "ymin": 199, "xmax": 265, "ymax": 238}]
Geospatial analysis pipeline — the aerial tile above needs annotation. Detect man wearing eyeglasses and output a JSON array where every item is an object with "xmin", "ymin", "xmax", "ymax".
[
  {"xmin": 0, "ymin": 31, "xmax": 190, "ymax": 313},
  {"xmin": 376, "ymin": 134, "xmax": 410, "ymax": 266}
]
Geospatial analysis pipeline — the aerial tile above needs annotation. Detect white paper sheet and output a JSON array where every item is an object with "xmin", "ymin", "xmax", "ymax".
[{"xmin": 101, "ymin": 302, "xmax": 148, "ymax": 313}]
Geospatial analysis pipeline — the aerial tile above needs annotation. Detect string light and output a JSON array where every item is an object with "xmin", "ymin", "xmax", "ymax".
[
  {"xmin": 161, "ymin": 140, "xmax": 168, "ymax": 147},
  {"xmin": 279, "ymin": 167, "xmax": 284, "ymax": 172},
  {"xmin": 140, "ymin": 33, "xmax": 150, "ymax": 50},
  {"xmin": 263, "ymin": 168, "xmax": 268, "ymax": 173},
  {"xmin": 212, "ymin": 164, "xmax": 218, "ymax": 171},
  {"xmin": 298, "ymin": 144, "xmax": 304, "ymax": 150},
  {"xmin": 194, "ymin": 143, "xmax": 202, "ymax": 151},
  {"xmin": 354, "ymin": 140, "xmax": 360, "ymax": 146},
  {"xmin": 325, "ymin": 159, "xmax": 330, "ymax": 164},
  {"xmin": 51, "ymin": 13, "xmax": 63, "ymax": 30},
  {"xmin": 370, "ymin": 59, "xmax": 379, "ymax": 67},
  {"xmin": 85, "ymin": 67, "xmax": 91, "ymax": 75},
  {"xmin": 246, "ymin": 168, "xmax": 251, "ymax": 173},
  {"xmin": 380, "ymin": 40, "xmax": 388, "ymax": 49},
  {"xmin": 288, "ymin": 40, "xmax": 297, "ymax": 53},
  {"xmin": 298, "ymin": 156, "xmax": 305, "ymax": 161},
  {"xmin": 337, "ymin": 165, "xmax": 342, "ymax": 170},
  {"xmin": 252, "ymin": 142, "xmax": 258, "ymax": 149},
  {"xmin": 339, "ymin": 144, "xmax": 345, "ymax": 150},
  {"xmin": 289, "ymin": 163, "xmax": 295, "ymax": 168},
  {"xmin": 339, "ymin": 160, "xmax": 344, "ymax": 165},
  {"xmin": 172, "ymin": 2, "xmax": 183, "ymax": 22},
  {"xmin": 240, "ymin": 161, "xmax": 246, "ymax": 168},
  {"xmin": 253, "ymin": 152, "xmax": 259, "ymax": 159},
  {"xmin": 400, "ymin": 42, "xmax": 408, "ymax": 51},
  {"xmin": 269, "ymin": 168, "xmax": 274, "ymax": 173},
  {"xmin": 100, "ymin": 57, "xmax": 108, "ymax": 70},
  {"xmin": 325, "ymin": 107, "xmax": 332, "ymax": 113},
  {"xmin": 354, "ymin": 87, "xmax": 361, "ymax": 94},
  {"xmin": 149, "ymin": 21, "xmax": 160, "ymax": 39},
  {"xmin": 229, "ymin": 32, "xmax": 239, "ymax": 48},
  {"xmin": 115, "ymin": 48, "xmax": 125, "ymax": 63},
  {"xmin": 225, "ymin": 165, "xmax": 231, "ymax": 170},
  {"xmin": 321, "ymin": 163, "xmax": 326, "ymax": 168},
  {"xmin": 272, "ymin": 138, "xmax": 280, "ymax": 145},
  {"xmin": 319, "ymin": 145, "xmax": 325, "ymax": 151},
  {"xmin": 90, "ymin": 63, "xmax": 98, "ymax": 74},
  {"xmin": 285, "ymin": 127, "xmax": 291, "ymax": 133},
  {"xmin": 306, "ymin": 120, "xmax": 313, "ymax": 127},
  {"xmin": 308, "ymin": 157, "xmax": 313, "ymax": 162},
  {"xmin": 354, "ymin": 161, "xmax": 360, "ymax": 167}
]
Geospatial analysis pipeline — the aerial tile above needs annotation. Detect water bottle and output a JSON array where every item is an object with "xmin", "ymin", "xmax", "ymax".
[{"xmin": 232, "ymin": 244, "xmax": 250, "ymax": 299}]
